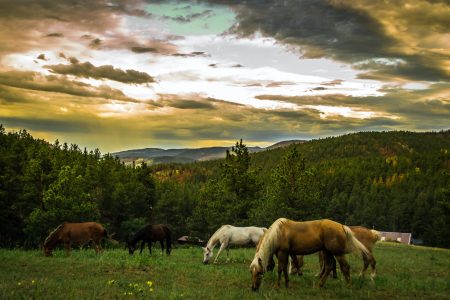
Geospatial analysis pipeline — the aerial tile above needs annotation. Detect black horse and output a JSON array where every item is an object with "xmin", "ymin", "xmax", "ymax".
[{"xmin": 127, "ymin": 224, "xmax": 172, "ymax": 255}]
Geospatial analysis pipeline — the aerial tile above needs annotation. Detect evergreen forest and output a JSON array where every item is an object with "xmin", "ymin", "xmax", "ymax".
[{"xmin": 1, "ymin": 125, "xmax": 449, "ymax": 248}]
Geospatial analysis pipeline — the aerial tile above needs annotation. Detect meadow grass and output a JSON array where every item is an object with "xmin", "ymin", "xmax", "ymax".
[{"xmin": 0, "ymin": 242, "xmax": 449, "ymax": 299}]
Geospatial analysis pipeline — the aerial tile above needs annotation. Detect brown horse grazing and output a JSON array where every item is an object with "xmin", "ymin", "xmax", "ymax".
[
  {"xmin": 290, "ymin": 226, "xmax": 381, "ymax": 279},
  {"xmin": 43, "ymin": 222, "xmax": 116, "ymax": 257},
  {"xmin": 250, "ymin": 218, "xmax": 372, "ymax": 291},
  {"xmin": 127, "ymin": 224, "xmax": 172, "ymax": 255}
]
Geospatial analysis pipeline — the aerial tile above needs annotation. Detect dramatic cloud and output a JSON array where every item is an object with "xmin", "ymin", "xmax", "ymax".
[
  {"xmin": 204, "ymin": 0, "xmax": 450, "ymax": 82},
  {"xmin": 45, "ymin": 61, "xmax": 155, "ymax": 84},
  {"xmin": 0, "ymin": 0, "xmax": 448, "ymax": 152},
  {"xmin": 0, "ymin": 71, "xmax": 138, "ymax": 102}
]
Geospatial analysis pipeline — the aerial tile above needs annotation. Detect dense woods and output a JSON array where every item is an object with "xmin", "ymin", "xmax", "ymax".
[{"xmin": 0, "ymin": 125, "xmax": 449, "ymax": 248}]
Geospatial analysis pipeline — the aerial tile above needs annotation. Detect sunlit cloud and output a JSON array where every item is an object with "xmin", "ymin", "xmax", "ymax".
[{"xmin": 0, "ymin": 0, "xmax": 448, "ymax": 152}]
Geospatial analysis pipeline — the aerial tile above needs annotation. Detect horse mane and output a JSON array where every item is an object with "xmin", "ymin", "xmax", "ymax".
[
  {"xmin": 44, "ymin": 223, "xmax": 66, "ymax": 248},
  {"xmin": 206, "ymin": 225, "xmax": 232, "ymax": 249},
  {"xmin": 251, "ymin": 218, "xmax": 286, "ymax": 272}
]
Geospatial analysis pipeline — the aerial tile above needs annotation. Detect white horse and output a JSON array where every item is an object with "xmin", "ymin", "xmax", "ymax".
[{"xmin": 202, "ymin": 225, "xmax": 267, "ymax": 264}]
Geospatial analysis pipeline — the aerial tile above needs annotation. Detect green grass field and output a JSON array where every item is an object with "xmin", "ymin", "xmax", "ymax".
[{"xmin": 0, "ymin": 242, "xmax": 449, "ymax": 299}]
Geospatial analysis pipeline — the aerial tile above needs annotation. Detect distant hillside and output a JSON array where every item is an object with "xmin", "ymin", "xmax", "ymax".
[
  {"xmin": 265, "ymin": 139, "xmax": 305, "ymax": 150},
  {"xmin": 147, "ymin": 130, "xmax": 450, "ymax": 247},
  {"xmin": 113, "ymin": 140, "xmax": 304, "ymax": 165}
]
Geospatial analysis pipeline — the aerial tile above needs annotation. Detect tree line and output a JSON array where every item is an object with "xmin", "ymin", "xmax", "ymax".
[{"xmin": 0, "ymin": 125, "xmax": 449, "ymax": 248}]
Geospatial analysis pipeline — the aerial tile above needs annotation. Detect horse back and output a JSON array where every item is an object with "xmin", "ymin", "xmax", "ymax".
[
  {"xmin": 228, "ymin": 226, "xmax": 263, "ymax": 245},
  {"xmin": 63, "ymin": 222, "xmax": 105, "ymax": 244},
  {"xmin": 283, "ymin": 220, "xmax": 324, "ymax": 254},
  {"xmin": 285, "ymin": 219, "xmax": 347, "ymax": 255},
  {"xmin": 149, "ymin": 224, "xmax": 170, "ymax": 241},
  {"xmin": 348, "ymin": 226, "xmax": 377, "ymax": 251}
]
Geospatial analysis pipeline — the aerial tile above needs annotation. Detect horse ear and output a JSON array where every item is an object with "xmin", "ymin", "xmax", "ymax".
[{"xmin": 202, "ymin": 247, "xmax": 206, "ymax": 251}]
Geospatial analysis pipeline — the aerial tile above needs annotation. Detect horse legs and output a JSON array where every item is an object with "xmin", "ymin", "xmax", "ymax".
[
  {"xmin": 276, "ymin": 251, "xmax": 289, "ymax": 288},
  {"xmin": 64, "ymin": 240, "xmax": 72, "ymax": 256},
  {"xmin": 226, "ymin": 247, "xmax": 230, "ymax": 261},
  {"xmin": 267, "ymin": 254, "xmax": 276, "ymax": 271},
  {"xmin": 359, "ymin": 255, "xmax": 369, "ymax": 278},
  {"xmin": 359, "ymin": 253, "xmax": 376, "ymax": 279},
  {"xmin": 289, "ymin": 255, "xmax": 303, "ymax": 275},
  {"xmin": 318, "ymin": 251, "xmax": 334, "ymax": 287},
  {"xmin": 94, "ymin": 239, "xmax": 103, "ymax": 254},
  {"xmin": 213, "ymin": 242, "xmax": 228, "ymax": 263},
  {"xmin": 318, "ymin": 251, "xmax": 337, "ymax": 278},
  {"xmin": 335, "ymin": 255, "xmax": 351, "ymax": 286},
  {"xmin": 140, "ymin": 241, "xmax": 145, "ymax": 254},
  {"xmin": 297, "ymin": 255, "xmax": 304, "ymax": 275},
  {"xmin": 160, "ymin": 240, "xmax": 164, "ymax": 254},
  {"xmin": 370, "ymin": 257, "xmax": 377, "ymax": 279}
]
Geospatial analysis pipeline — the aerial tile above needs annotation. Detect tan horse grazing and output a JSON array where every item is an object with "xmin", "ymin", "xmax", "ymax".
[
  {"xmin": 43, "ymin": 222, "xmax": 116, "ymax": 257},
  {"xmin": 327, "ymin": 226, "xmax": 381, "ymax": 278},
  {"xmin": 250, "ymin": 218, "xmax": 372, "ymax": 291},
  {"xmin": 290, "ymin": 226, "xmax": 381, "ymax": 279}
]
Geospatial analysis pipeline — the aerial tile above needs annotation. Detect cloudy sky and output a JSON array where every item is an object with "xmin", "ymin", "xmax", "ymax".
[{"xmin": 0, "ymin": 0, "xmax": 449, "ymax": 152}]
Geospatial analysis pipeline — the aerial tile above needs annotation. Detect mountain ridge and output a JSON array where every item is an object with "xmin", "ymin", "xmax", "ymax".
[{"xmin": 113, "ymin": 140, "xmax": 305, "ymax": 164}]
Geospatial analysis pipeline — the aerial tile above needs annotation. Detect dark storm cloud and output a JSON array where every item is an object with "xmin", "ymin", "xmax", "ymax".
[
  {"xmin": 159, "ymin": 99, "xmax": 216, "ymax": 110},
  {"xmin": 172, "ymin": 51, "xmax": 209, "ymax": 57},
  {"xmin": 45, "ymin": 61, "xmax": 155, "ymax": 84},
  {"xmin": 152, "ymin": 95, "xmax": 245, "ymax": 110},
  {"xmin": 0, "ymin": 0, "xmax": 133, "ymax": 55},
  {"xmin": 255, "ymin": 82, "xmax": 450, "ymax": 130},
  {"xmin": 89, "ymin": 38, "xmax": 102, "ymax": 48},
  {"xmin": 45, "ymin": 33, "xmax": 63, "ymax": 38},
  {"xmin": 200, "ymin": 0, "xmax": 450, "ymax": 82},
  {"xmin": 37, "ymin": 54, "xmax": 47, "ymax": 61},
  {"xmin": 0, "ymin": 85, "xmax": 33, "ymax": 104},
  {"xmin": 0, "ymin": 71, "xmax": 137, "ymax": 102},
  {"xmin": 162, "ymin": 9, "xmax": 215, "ymax": 23},
  {"xmin": 0, "ymin": 0, "xmax": 178, "ymax": 57},
  {"xmin": 0, "ymin": 116, "xmax": 90, "ymax": 134},
  {"xmin": 130, "ymin": 47, "xmax": 159, "ymax": 53}
]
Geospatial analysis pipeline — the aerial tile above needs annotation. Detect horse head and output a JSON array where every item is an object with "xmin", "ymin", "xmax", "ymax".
[
  {"xmin": 250, "ymin": 256, "xmax": 264, "ymax": 291},
  {"xmin": 43, "ymin": 223, "xmax": 65, "ymax": 257},
  {"xmin": 202, "ymin": 247, "xmax": 213, "ymax": 264},
  {"xmin": 43, "ymin": 245, "xmax": 53, "ymax": 257}
]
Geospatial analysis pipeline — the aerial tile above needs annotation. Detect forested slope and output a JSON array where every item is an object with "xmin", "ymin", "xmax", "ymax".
[{"xmin": 1, "ymin": 126, "xmax": 449, "ymax": 248}]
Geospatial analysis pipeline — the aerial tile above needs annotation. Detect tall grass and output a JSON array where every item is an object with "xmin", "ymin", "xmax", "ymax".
[{"xmin": 0, "ymin": 243, "xmax": 448, "ymax": 299}]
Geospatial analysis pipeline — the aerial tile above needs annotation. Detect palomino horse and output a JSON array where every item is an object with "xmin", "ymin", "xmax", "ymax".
[
  {"xmin": 202, "ymin": 225, "xmax": 267, "ymax": 264},
  {"xmin": 127, "ymin": 224, "xmax": 172, "ymax": 255},
  {"xmin": 250, "ymin": 218, "xmax": 372, "ymax": 291},
  {"xmin": 290, "ymin": 226, "xmax": 381, "ymax": 279},
  {"xmin": 43, "ymin": 222, "xmax": 115, "ymax": 256}
]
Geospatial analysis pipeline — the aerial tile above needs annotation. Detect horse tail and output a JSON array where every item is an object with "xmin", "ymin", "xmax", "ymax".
[
  {"xmin": 251, "ymin": 218, "xmax": 286, "ymax": 272},
  {"xmin": 343, "ymin": 225, "xmax": 372, "ymax": 260},
  {"xmin": 162, "ymin": 225, "xmax": 172, "ymax": 254}
]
